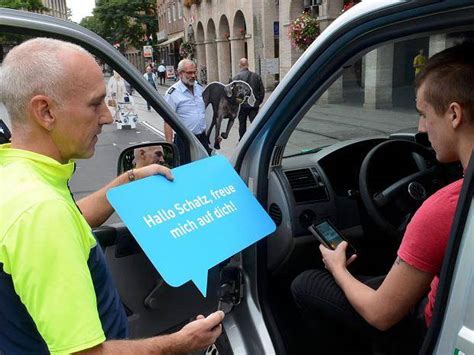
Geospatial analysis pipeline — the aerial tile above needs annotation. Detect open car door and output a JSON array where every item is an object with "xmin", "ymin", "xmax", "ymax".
[{"xmin": 422, "ymin": 150, "xmax": 474, "ymax": 355}]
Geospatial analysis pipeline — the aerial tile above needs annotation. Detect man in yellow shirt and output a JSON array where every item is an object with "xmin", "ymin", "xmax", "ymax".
[
  {"xmin": 0, "ymin": 38, "xmax": 224, "ymax": 354},
  {"xmin": 413, "ymin": 48, "xmax": 427, "ymax": 75}
]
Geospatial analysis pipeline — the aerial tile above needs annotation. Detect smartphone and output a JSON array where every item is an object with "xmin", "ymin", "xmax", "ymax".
[{"xmin": 308, "ymin": 220, "xmax": 357, "ymax": 259}]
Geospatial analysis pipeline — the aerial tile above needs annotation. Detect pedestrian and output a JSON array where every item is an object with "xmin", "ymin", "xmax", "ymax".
[
  {"xmin": 106, "ymin": 70, "xmax": 127, "ymax": 120},
  {"xmin": 158, "ymin": 61, "xmax": 167, "ymax": 85},
  {"xmin": 164, "ymin": 58, "xmax": 212, "ymax": 159},
  {"xmin": 143, "ymin": 65, "xmax": 157, "ymax": 111},
  {"xmin": 413, "ymin": 48, "xmax": 427, "ymax": 76},
  {"xmin": 291, "ymin": 42, "xmax": 474, "ymax": 353},
  {"xmin": 0, "ymin": 37, "xmax": 224, "ymax": 354},
  {"xmin": 232, "ymin": 58, "xmax": 265, "ymax": 140}
]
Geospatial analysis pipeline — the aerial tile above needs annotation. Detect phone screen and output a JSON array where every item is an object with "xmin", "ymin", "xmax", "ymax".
[
  {"xmin": 313, "ymin": 221, "xmax": 344, "ymax": 249},
  {"xmin": 309, "ymin": 220, "xmax": 357, "ymax": 259}
]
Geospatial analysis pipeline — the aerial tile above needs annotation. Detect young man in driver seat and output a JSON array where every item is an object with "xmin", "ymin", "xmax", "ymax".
[{"xmin": 291, "ymin": 42, "xmax": 474, "ymax": 353}]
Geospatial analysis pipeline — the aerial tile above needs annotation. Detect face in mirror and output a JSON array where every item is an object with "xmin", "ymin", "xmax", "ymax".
[
  {"xmin": 135, "ymin": 145, "xmax": 166, "ymax": 168},
  {"xmin": 117, "ymin": 143, "xmax": 178, "ymax": 174}
]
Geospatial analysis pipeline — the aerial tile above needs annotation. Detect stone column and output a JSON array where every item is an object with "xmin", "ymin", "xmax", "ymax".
[
  {"xmin": 261, "ymin": 0, "xmax": 278, "ymax": 90},
  {"xmin": 364, "ymin": 44, "xmax": 394, "ymax": 109},
  {"xmin": 318, "ymin": 77, "xmax": 343, "ymax": 104},
  {"xmin": 231, "ymin": 38, "xmax": 246, "ymax": 77},
  {"xmin": 195, "ymin": 42, "xmax": 207, "ymax": 83},
  {"xmin": 280, "ymin": 23, "xmax": 304, "ymax": 80},
  {"xmin": 428, "ymin": 34, "xmax": 455, "ymax": 57},
  {"xmin": 205, "ymin": 40, "xmax": 218, "ymax": 83},
  {"xmin": 217, "ymin": 38, "xmax": 232, "ymax": 83}
]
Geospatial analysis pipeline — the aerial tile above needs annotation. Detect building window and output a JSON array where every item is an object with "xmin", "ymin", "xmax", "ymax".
[
  {"xmin": 167, "ymin": 7, "xmax": 171, "ymax": 23},
  {"xmin": 172, "ymin": 2, "xmax": 176, "ymax": 22},
  {"xmin": 304, "ymin": 0, "xmax": 320, "ymax": 17},
  {"xmin": 178, "ymin": 0, "xmax": 183, "ymax": 19}
]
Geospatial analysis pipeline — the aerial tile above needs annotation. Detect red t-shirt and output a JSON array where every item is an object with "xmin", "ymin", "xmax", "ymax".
[{"xmin": 397, "ymin": 178, "xmax": 463, "ymax": 326}]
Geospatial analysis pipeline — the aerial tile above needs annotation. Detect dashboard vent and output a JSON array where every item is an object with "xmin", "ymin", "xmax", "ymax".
[
  {"xmin": 285, "ymin": 168, "xmax": 329, "ymax": 204},
  {"xmin": 271, "ymin": 145, "xmax": 284, "ymax": 167},
  {"xmin": 268, "ymin": 203, "xmax": 282, "ymax": 226},
  {"xmin": 285, "ymin": 169, "xmax": 317, "ymax": 189}
]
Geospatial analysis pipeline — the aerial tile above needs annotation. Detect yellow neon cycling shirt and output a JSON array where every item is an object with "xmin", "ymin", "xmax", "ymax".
[{"xmin": 0, "ymin": 144, "xmax": 127, "ymax": 354}]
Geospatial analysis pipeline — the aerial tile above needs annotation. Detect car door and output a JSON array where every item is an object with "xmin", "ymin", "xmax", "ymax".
[
  {"xmin": 0, "ymin": 8, "xmax": 221, "ymax": 341},
  {"xmin": 422, "ymin": 150, "xmax": 474, "ymax": 354}
]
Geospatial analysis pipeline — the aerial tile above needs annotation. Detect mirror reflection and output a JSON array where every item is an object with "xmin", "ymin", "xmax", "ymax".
[{"xmin": 118, "ymin": 143, "xmax": 177, "ymax": 174}]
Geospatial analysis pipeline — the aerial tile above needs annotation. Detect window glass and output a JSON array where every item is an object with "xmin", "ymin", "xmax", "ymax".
[{"xmin": 284, "ymin": 31, "xmax": 474, "ymax": 157}]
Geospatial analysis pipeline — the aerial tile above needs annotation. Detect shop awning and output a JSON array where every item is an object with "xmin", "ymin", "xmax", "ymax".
[{"xmin": 159, "ymin": 32, "xmax": 185, "ymax": 47}]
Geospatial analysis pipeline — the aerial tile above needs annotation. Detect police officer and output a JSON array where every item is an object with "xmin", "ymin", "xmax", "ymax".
[{"xmin": 164, "ymin": 59, "xmax": 211, "ymax": 160}]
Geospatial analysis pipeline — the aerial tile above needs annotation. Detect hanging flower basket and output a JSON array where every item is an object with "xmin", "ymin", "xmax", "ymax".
[
  {"xmin": 183, "ymin": 0, "xmax": 201, "ymax": 8},
  {"xmin": 288, "ymin": 12, "xmax": 320, "ymax": 52},
  {"xmin": 179, "ymin": 41, "xmax": 195, "ymax": 59}
]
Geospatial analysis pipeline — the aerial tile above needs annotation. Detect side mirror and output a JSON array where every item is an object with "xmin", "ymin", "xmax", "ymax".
[{"xmin": 117, "ymin": 142, "xmax": 179, "ymax": 175}]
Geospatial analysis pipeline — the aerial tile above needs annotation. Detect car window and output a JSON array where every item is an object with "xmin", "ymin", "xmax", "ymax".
[{"xmin": 284, "ymin": 31, "xmax": 474, "ymax": 157}]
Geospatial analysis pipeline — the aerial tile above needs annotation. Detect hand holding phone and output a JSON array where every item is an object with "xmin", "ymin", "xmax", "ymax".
[{"xmin": 308, "ymin": 220, "xmax": 357, "ymax": 260}]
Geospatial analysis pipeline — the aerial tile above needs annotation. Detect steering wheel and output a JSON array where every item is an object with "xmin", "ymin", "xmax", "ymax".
[{"xmin": 359, "ymin": 140, "xmax": 444, "ymax": 239}]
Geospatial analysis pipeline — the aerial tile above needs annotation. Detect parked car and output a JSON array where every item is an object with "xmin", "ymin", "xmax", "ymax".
[{"xmin": 0, "ymin": 1, "xmax": 472, "ymax": 354}]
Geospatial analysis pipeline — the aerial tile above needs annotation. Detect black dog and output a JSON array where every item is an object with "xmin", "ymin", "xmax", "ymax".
[{"xmin": 202, "ymin": 80, "xmax": 255, "ymax": 150}]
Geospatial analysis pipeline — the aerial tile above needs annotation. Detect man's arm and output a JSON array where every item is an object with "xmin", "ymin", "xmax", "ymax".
[
  {"xmin": 413, "ymin": 56, "xmax": 424, "ymax": 69},
  {"xmin": 77, "ymin": 164, "xmax": 173, "ymax": 228},
  {"xmin": 164, "ymin": 122, "xmax": 174, "ymax": 143},
  {"xmin": 75, "ymin": 311, "xmax": 224, "ymax": 355},
  {"xmin": 321, "ymin": 242, "xmax": 433, "ymax": 331}
]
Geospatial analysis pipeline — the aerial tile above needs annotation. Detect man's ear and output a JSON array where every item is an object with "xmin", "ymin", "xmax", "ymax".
[
  {"xmin": 29, "ymin": 95, "xmax": 56, "ymax": 131},
  {"xmin": 449, "ymin": 102, "xmax": 463, "ymax": 129}
]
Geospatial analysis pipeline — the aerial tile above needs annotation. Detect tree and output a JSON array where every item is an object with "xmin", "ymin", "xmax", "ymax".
[
  {"xmin": 0, "ymin": 0, "xmax": 49, "ymax": 61},
  {"xmin": 80, "ymin": 0, "xmax": 158, "ymax": 52},
  {"xmin": 0, "ymin": 0, "xmax": 48, "ymax": 12}
]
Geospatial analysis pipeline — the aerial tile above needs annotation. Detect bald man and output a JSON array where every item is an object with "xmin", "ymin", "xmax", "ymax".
[
  {"xmin": 232, "ymin": 58, "xmax": 265, "ymax": 139},
  {"xmin": 0, "ymin": 38, "xmax": 224, "ymax": 354},
  {"xmin": 134, "ymin": 145, "xmax": 166, "ymax": 168}
]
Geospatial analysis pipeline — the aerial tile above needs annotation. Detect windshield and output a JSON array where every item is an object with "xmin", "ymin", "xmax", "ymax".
[{"xmin": 284, "ymin": 36, "xmax": 442, "ymax": 157}]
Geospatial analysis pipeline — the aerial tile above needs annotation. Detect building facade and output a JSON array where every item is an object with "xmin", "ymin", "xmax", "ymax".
[
  {"xmin": 183, "ymin": 0, "xmax": 457, "ymax": 111},
  {"xmin": 157, "ymin": 0, "xmax": 185, "ymax": 70},
  {"xmin": 42, "ymin": 0, "xmax": 68, "ymax": 20},
  {"xmin": 182, "ymin": 0, "xmax": 344, "ymax": 88}
]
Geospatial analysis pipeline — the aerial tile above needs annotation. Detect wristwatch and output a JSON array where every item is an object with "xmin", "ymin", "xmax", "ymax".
[{"xmin": 127, "ymin": 169, "xmax": 136, "ymax": 182}]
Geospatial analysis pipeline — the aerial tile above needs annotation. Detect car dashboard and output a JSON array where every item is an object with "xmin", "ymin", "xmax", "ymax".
[{"xmin": 264, "ymin": 132, "xmax": 450, "ymax": 273}]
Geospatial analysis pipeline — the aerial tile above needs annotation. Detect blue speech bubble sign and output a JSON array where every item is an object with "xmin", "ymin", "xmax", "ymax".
[{"xmin": 106, "ymin": 155, "xmax": 276, "ymax": 296}]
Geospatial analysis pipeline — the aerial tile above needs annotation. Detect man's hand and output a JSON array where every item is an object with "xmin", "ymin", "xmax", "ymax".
[
  {"xmin": 319, "ymin": 241, "xmax": 357, "ymax": 275},
  {"xmin": 175, "ymin": 311, "xmax": 225, "ymax": 352},
  {"xmin": 133, "ymin": 163, "xmax": 174, "ymax": 182}
]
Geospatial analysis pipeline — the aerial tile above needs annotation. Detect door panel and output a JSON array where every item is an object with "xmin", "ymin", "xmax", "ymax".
[{"xmin": 96, "ymin": 225, "xmax": 220, "ymax": 338}]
